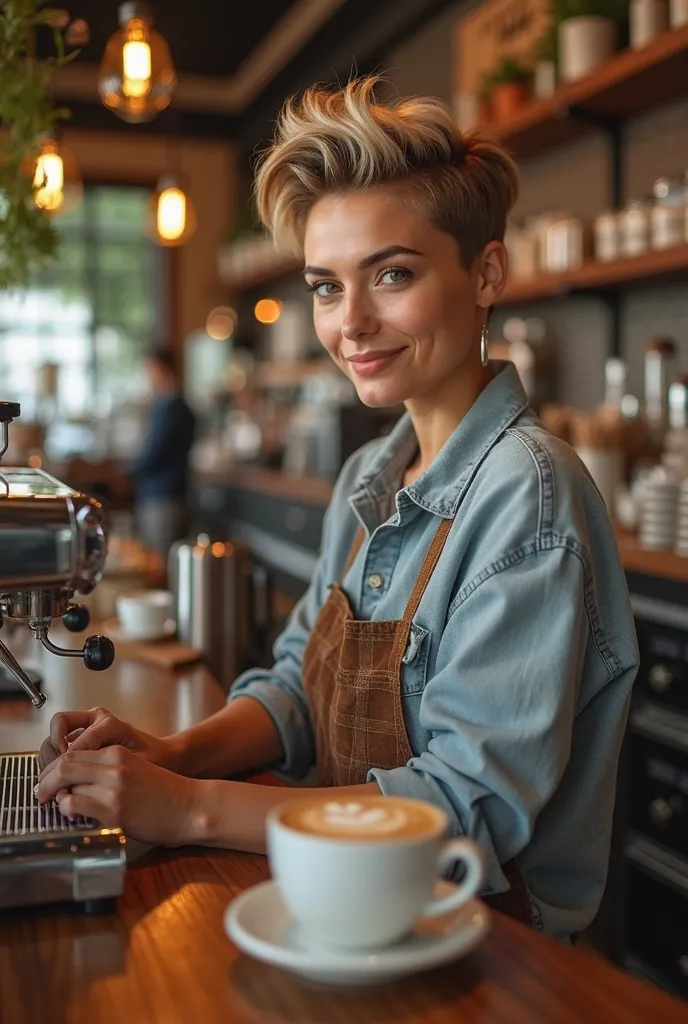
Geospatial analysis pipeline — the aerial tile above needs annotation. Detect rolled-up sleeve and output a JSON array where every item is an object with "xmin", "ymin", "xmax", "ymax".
[
  {"xmin": 369, "ymin": 544, "xmax": 590, "ymax": 892},
  {"xmin": 229, "ymin": 503, "xmax": 336, "ymax": 780}
]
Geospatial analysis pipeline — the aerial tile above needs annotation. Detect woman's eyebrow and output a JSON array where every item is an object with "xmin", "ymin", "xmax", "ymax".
[{"xmin": 303, "ymin": 245, "xmax": 424, "ymax": 277}]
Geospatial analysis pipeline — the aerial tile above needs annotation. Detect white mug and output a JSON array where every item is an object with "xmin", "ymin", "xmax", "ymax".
[
  {"xmin": 116, "ymin": 589, "xmax": 173, "ymax": 639},
  {"xmin": 267, "ymin": 795, "xmax": 484, "ymax": 950}
]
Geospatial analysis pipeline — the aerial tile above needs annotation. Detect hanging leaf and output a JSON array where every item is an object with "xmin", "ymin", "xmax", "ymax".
[{"xmin": 0, "ymin": 0, "xmax": 78, "ymax": 289}]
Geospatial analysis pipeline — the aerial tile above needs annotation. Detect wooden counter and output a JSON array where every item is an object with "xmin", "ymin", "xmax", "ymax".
[{"xmin": 0, "ymin": 631, "xmax": 687, "ymax": 1022}]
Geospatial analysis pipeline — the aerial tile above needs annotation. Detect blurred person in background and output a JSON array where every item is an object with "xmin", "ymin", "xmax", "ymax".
[{"xmin": 129, "ymin": 347, "xmax": 195, "ymax": 561}]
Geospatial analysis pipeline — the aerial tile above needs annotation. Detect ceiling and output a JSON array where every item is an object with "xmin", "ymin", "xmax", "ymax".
[
  {"xmin": 55, "ymin": 0, "xmax": 298, "ymax": 77},
  {"xmin": 44, "ymin": 0, "xmax": 458, "ymax": 149}
]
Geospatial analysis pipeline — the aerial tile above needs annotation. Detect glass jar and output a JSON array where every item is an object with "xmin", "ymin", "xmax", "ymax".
[
  {"xmin": 619, "ymin": 201, "xmax": 650, "ymax": 257},
  {"xmin": 651, "ymin": 176, "xmax": 685, "ymax": 250},
  {"xmin": 594, "ymin": 210, "xmax": 619, "ymax": 262}
]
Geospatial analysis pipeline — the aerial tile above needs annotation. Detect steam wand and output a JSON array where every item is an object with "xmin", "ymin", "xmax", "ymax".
[{"xmin": 0, "ymin": 620, "xmax": 46, "ymax": 708}]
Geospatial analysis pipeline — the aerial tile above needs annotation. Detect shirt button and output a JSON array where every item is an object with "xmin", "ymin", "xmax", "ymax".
[{"xmin": 368, "ymin": 573, "xmax": 384, "ymax": 589}]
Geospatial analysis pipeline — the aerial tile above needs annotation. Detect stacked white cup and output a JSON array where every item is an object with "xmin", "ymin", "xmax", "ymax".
[
  {"xmin": 639, "ymin": 467, "xmax": 679, "ymax": 551},
  {"xmin": 674, "ymin": 479, "xmax": 688, "ymax": 556}
]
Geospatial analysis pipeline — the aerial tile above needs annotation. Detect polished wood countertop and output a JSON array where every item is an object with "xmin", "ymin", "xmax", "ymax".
[{"xmin": 0, "ymin": 631, "xmax": 687, "ymax": 1022}]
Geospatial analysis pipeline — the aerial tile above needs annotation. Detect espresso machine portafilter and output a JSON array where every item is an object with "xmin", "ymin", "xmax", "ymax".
[{"xmin": 0, "ymin": 402, "xmax": 115, "ymax": 707}]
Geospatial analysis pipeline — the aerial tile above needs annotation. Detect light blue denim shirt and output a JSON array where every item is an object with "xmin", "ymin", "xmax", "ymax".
[{"xmin": 231, "ymin": 361, "xmax": 639, "ymax": 941}]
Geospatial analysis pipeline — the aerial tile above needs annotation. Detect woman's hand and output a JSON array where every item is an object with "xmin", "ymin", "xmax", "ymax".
[
  {"xmin": 36, "ymin": 745, "xmax": 204, "ymax": 847},
  {"xmin": 38, "ymin": 707, "xmax": 176, "ymax": 777}
]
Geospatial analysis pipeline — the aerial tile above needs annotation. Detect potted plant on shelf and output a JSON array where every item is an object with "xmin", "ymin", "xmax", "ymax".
[
  {"xmin": 482, "ymin": 56, "xmax": 533, "ymax": 123},
  {"xmin": 554, "ymin": 0, "xmax": 629, "ymax": 83}
]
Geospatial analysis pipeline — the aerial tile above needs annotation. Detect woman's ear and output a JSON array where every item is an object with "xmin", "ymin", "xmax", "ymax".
[{"xmin": 475, "ymin": 241, "xmax": 508, "ymax": 309}]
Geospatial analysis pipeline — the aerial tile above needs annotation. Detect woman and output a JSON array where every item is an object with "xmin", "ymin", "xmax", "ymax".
[{"xmin": 38, "ymin": 78, "xmax": 638, "ymax": 942}]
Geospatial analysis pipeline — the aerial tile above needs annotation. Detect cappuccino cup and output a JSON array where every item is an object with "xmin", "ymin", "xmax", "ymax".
[{"xmin": 267, "ymin": 794, "xmax": 484, "ymax": 950}]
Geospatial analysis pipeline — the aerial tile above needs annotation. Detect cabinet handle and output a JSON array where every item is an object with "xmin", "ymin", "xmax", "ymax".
[
  {"xmin": 649, "ymin": 795, "xmax": 683, "ymax": 826},
  {"xmin": 648, "ymin": 663, "xmax": 673, "ymax": 693}
]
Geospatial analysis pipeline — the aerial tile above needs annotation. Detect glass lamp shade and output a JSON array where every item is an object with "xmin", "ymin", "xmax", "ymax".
[
  {"xmin": 31, "ymin": 138, "xmax": 83, "ymax": 215},
  {"xmin": 98, "ymin": 3, "xmax": 176, "ymax": 123},
  {"xmin": 145, "ymin": 176, "xmax": 197, "ymax": 247}
]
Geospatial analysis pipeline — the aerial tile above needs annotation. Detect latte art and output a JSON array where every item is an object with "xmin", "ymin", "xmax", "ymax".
[
  {"xmin": 303, "ymin": 800, "xmax": 410, "ymax": 836},
  {"xmin": 279, "ymin": 795, "xmax": 442, "ymax": 841}
]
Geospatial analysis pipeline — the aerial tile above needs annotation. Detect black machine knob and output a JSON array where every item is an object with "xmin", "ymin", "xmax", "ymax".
[
  {"xmin": 83, "ymin": 635, "xmax": 115, "ymax": 671},
  {"xmin": 0, "ymin": 402, "xmax": 20, "ymax": 422},
  {"xmin": 62, "ymin": 604, "xmax": 91, "ymax": 633}
]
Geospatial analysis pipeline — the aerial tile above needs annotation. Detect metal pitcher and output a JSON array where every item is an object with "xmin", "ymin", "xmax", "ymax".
[{"xmin": 169, "ymin": 534, "xmax": 255, "ymax": 692}]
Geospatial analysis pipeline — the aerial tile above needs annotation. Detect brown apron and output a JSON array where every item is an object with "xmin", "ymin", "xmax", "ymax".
[{"xmin": 301, "ymin": 519, "xmax": 534, "ymax": 928}]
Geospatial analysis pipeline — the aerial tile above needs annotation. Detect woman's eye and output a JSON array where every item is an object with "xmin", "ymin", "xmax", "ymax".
[
  {"xmin": 380, "ymin": 268, "xmax": 411, "ymax": 286},
  {"xmin": 308, "ymin": 281, "xmax": 339, "ymax": 298}
]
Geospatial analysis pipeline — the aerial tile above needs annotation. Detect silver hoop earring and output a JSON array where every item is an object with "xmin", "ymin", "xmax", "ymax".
[{"xmin": 480, "ymin": 323, "xmax": 489, "ymax": 367}]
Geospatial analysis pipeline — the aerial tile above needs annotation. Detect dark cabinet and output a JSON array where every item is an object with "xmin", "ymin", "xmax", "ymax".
[{"xmin": 625, "ymin": 859, "xmax": 688, "ymax": 999}]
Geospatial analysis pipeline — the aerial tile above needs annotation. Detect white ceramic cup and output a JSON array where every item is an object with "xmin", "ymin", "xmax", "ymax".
[
  {"xmin": 116, "ymin": 589, "xmax": 173, "ymax": 640},
  {"xmin": 267, "ymin": 795, "xmax": 484, "ymax": 950}
]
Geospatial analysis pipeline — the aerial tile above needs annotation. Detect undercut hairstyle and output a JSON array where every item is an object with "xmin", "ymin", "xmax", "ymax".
[{"xmin": 254, "ymin": 75, "xmax": 519, "ymax": 267}]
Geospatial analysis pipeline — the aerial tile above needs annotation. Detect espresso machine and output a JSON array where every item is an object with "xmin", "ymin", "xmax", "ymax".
[{"xmin": 0, "ymin": 402, "xmax": 125, "ymax": 913}]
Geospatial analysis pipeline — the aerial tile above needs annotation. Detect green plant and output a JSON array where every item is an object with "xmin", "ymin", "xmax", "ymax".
[
  {"xmin": 0, "ymin": 1, "xmax": 77, "ymax": 288},
  {"xmin": 532, "ymin": 0, "xmax": 629, "ymax": 73},
  {"xmin": 480, "ymin": 55, "xmax": 533, "ymax": 99}
]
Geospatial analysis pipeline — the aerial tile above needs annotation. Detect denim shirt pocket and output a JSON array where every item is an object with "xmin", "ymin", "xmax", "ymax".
[{"xmin": 401, "ymin": 622, "xmax": 430, "ymax": 696}]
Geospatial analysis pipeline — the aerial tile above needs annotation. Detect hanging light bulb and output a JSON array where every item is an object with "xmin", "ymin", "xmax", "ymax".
[
  {"xmin": 32, "ymin": 138, "xmax": 83, "ymax": 215},
  {"xmin": 145, "ymin": 175, "xmax": 196, "ymax": 247},
  {"xmin": 98, "ymin": 2, "xmax": 176, "ymax": 123}
]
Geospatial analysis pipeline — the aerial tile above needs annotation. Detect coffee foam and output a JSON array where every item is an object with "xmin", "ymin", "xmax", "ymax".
[{"xmin": 280, "ymin": 796, "xmax": 441, "ymax": 841}]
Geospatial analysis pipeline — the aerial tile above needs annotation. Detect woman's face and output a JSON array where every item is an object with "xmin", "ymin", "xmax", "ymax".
[{"xmin": 303, "ymin": 186, "xmax": 506, "ymax": 410}]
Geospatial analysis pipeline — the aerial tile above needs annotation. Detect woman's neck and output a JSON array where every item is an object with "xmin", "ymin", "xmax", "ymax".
[{"xmin": 402, "ymin": 360, "xmax": 493, "ymax": 487}]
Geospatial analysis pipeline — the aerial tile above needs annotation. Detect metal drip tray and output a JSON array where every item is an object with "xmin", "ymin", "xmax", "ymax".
[
  {"xmin": 0, "ymin": 753, "xmax": 95, "ymax": 835},
  {"xmin": 0, "ymin": 753, "xmax": 126, "ymax": 912}
]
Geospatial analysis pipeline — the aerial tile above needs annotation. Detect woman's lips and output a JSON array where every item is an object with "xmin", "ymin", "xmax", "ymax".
[{"xmin": 347, "ymin": 348, "xmax": 405, "ymax": 378}]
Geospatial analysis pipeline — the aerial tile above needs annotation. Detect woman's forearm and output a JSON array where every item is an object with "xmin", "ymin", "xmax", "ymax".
[
  {"xmin": 189, "ymin": 779, "xmax": 381, "ymax": 853},
  {"xmin": 164, "ymin": 697, "xmax": 284, "ymax": 780}
]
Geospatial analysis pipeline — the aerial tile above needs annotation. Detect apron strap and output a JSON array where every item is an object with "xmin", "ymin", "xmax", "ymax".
[
  {"xmin": 402, "ymin": 517, "xmax": 453, "ymax": 624},
  {"xmin": 341, "ymin": 518, "xmax": 454, "ymax": 625}
]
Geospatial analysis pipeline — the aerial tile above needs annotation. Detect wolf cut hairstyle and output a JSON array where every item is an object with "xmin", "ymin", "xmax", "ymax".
[{"xmin": 254, "ymin": 75, "xmax": 519, "ymax": 267}]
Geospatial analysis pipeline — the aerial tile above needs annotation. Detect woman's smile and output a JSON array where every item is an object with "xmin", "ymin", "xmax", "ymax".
[{"xmin": 347, "ymin": 346, "xmax": 407, "ymax": 377}]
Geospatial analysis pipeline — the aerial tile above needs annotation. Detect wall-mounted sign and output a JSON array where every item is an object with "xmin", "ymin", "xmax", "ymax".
[{"xmin": 454, "ymin": 0, "xmax": 551, "ymax": 97}]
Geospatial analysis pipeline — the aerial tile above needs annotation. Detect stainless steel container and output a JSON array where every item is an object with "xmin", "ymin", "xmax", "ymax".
[{"xmin": 169, "ymin": 535, "xmax": 253, "ymax": 692}]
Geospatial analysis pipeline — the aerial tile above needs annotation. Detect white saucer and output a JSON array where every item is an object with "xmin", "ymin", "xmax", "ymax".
[
  {"xmin": 106, "ymin": 618, "xmax": 177, "ymax": 644},
  {"xmin": 225, "ymin": 879, "xmax": 490, "ymax": 986}
]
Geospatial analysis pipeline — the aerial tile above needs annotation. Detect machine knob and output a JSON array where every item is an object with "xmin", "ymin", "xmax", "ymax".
[
  {"xmin": 0, "ymin": 402, "xmax": 20, "ymax": 421},
  {"xmin": 62, "ymin": 604, "xmax": 90, "ymax": 633},
  {"xmin": 649, "ymin": 795, "xmax": 682, "ymax": 827},
  {"xmin": 83, "ymin": 635, "xmax": 115, "ymax": 671},
  {"xmin": 648, "ymin": 663, "xmax": 673, "ymax": 693}
]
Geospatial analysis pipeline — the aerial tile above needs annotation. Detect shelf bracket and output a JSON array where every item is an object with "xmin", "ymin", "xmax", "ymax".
[
  {"xmin": 564, "ymin": 106, "xmax": 624, "ymax": 210},
  {"xmin": 579, "ymin": 286, "xmax": 623, "ymax": 359}
]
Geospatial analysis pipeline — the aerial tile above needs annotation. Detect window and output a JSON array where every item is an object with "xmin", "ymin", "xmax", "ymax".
[{"xmin": 0, "ymin": 186, "xmax": 161, "ymax": 433}]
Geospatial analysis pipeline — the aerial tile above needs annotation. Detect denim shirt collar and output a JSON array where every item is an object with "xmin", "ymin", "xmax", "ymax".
[{"xmin": 350, "ymin": 361, "xmax": 529, "ymax": 522}]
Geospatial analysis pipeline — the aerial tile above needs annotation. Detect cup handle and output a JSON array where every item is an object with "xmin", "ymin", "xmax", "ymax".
[{"xmin": 421, "ymin": 838, "xmax": 484, "ymax": 918}]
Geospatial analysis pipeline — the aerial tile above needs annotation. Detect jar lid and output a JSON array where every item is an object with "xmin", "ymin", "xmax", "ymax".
[{"xmin": 645, "ymin": 337, "xmax": 677, "ymax": 355}]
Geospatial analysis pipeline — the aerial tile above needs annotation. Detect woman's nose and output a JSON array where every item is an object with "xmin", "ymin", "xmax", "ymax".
[{"xmin": 340, "ymin": 293, "xmax": 378, "ymax": 341}]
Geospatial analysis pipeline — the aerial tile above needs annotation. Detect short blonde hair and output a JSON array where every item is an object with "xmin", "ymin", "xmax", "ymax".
[{"xmin": 254, "ymin": 76, "xmax": 518, "ymax": 266}]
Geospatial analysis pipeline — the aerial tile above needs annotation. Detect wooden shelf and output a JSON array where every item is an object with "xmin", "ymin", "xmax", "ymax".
[
  {"xmin": 218, "ymin": 253, "xmax": 300, "ymax": 293},
  {"xmin": 491, "ymin": 26, "xmax": 688, "ymax": 159},
  {"xmin": 615, "ymin": 527, "xmax": 688, "ymax": 584},
  {"xmin": 499, "ymin": 243, "xmax": 688, "ymax": 306}
]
